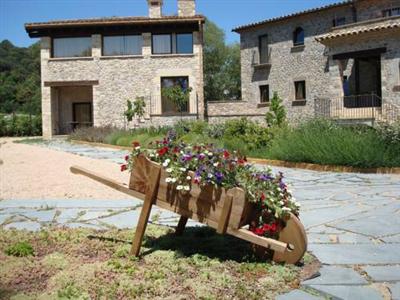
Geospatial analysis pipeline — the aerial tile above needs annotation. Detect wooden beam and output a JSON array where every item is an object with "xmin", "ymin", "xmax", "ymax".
[
  {"xmin": 130, "ymin": 163, "xmax": 161, "ymax": 256},
  {"xmin": 44, "ymin": 80, "xmax": 99, "ymax": 87},
  {"xmin": 216, "ymin": 194, "xmax": 233, "ymax": 234},
  {"xmin": 175, "ymin": 216, "xmax": 188, "ymax": 236},
  {"xmin": 332, "ymin": 47, "xmax": 386, "ymax": 60}
]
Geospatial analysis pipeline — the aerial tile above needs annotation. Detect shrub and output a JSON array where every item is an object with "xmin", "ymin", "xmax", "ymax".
[
  {"xmin": 0, "ymin": 114, "xmax": 42, "ymax": 137},
  {"xmin": 265, "ymin": 92, "xmax": 286, "ymax": 127},
  {"xmin": 5, "ymin": 241, "xmax": 34, "ymax": 257},
  {"xmin": 267, "ymin": 119, "xmax": 400, "ymax": 168},
  {"xmin": 69, "ymin": 126, "xmax": 117, "ymax": 143}
]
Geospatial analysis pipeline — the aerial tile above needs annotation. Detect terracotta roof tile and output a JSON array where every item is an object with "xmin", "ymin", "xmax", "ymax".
[
  {"xmin": 316, "ymin": 16, "xmax": 400, "ymax": 42},
  {"xmin": 233, "ymin": 0, "xmax": 354, "ymax": 32},
  {"xmin": 25, "ymin": 15, "xmax": 205, "ymax": 29}
]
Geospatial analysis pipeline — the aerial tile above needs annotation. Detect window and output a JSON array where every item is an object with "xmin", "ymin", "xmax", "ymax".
[
  {"xmin": 152, "ymin": 33, "xmax": 193, "ymax": 54},
  {"xmin": 383, "ymin": 7, "xmax": 400, "ymax": 17},
  {"xmin": 152, "ymin": 34, "xmax": 172, "ymax": 54},
  {"xmin": 258, "ymin": 35, "xmax": 269, "ymax": 64},
  {"xmin": 294, "ymin": 81, "xmax": 306, "ymax": 100},
  {"xmin": 52, "ymin": 37, "xmax": 91, "ymax": 58},
  {"xmin": 293, "ymin": 27, "xmax": 305, "ymax": 46},
  {"xmin": 103, "ymin": 35, "xmax": 142, "ymax": 56},
  {"xmin": 161, "ymin": 77, "xmax": 189, "ymax": 114},
  {"xmin": 333, "ymin": 17, "xmax": 346, "ymax": 27},
  {"xmin": 176, "ymin": 33, "xmax": 193, "ymax": 54},
  {"xmin": 260, "ymin": 85, "xmax": 269, "ymax": 103}
]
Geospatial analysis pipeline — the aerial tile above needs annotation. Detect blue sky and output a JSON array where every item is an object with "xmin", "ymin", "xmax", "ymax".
[{"xmin": 1, "ymin": 0, "xmax": 340, "ymax": 47}]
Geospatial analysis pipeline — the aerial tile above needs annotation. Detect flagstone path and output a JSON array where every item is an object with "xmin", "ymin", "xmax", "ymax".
[{"xmin": 1, "ymin": 138, "xmax": 399, "ymax": 300}]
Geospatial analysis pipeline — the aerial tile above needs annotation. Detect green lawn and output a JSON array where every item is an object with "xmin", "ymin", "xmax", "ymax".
[{"xmin": 0, "ymin": 225, "xmax": 313, "ymax": 299}]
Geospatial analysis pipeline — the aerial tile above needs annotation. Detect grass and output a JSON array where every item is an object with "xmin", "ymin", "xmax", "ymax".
[{"xmin": 0, "ymin": 225, "xmax": 312, "ymax": 299}]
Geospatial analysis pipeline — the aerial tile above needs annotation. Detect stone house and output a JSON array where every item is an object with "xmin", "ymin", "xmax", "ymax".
[
  {"xmin": 208, "ymin": 0, "xmax": 400, "ymax": 124},
  {"xmin": 25, "ymin": 0, "xmax": 204, "ymax": 138}
]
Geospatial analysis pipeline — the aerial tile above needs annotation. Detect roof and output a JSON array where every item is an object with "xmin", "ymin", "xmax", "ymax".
[
  {"xmin": 233, "ymin": 0, "xmax": 354, "ymax": 32},
  {"xmin": 316, "ymin": 16, "xmax": 400, "ymax": 42},
  {"xmin": 25, "ymin": 15, "xmax": 205, "ymax": 29}
]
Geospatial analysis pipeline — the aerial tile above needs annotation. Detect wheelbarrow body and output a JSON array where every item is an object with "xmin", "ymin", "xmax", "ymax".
[{"xmin": 71, "ymin": 155, "xmax": 307, "ymax": 264}]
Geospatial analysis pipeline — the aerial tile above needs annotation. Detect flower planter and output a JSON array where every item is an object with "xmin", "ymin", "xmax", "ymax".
[{"xmin": 71, "ymin": 154, "xmax": 307, "ymax": 264}]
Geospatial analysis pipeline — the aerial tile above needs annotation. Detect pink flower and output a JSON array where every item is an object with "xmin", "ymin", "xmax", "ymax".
[{"xmin": 120, "ymin": 164, "xmax": 127, "ymax": 172}]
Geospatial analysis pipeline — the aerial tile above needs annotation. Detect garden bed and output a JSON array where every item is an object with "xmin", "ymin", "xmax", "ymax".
[
  {"xmin": 0, "ymin": 226, "xmax": 318, "ymax": 299},
  {"xmin": 69, "ymin": 118, "xmax": 400, "ymax": 169}
]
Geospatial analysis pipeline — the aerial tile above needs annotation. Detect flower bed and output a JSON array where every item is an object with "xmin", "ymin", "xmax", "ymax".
[{"xmin": 122, "ymin": 131, "xmax": 300, "ymax": 238}]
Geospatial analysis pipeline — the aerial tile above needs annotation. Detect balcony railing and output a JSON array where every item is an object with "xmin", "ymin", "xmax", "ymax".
[{"xmin": 315, "ymin": 94, "xmax": 400, "ymax": 124}]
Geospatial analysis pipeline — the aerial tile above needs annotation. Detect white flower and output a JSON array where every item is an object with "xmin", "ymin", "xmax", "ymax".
[
  {"xmin": 149, "ymin": 153, "xmax": 155, "ymax": 157},
  {"xmin": 135, "ymin": 146, "xmax": 140, "ymax": 150},
  {"xmin": 277, "ymin": 187, "xmax": 281, "ymax": 192},
  {"xmin": 186, "ymin": 176, "xmax": 191, "ymax": 180},
  {"xmin": 295, "ymin": 202, "xmax": 301, "ymax": 208},
  {"xmin": 180, "ymin": 167, "xmax": 187, "ymax": 172},
  {"xmin": 165, "ymin": 177, "xmax": 172, "ymax": 183},
  {"xmin": 279, "ymin": 201, "xmax": 284, "ymax": 205},
  {"xmin": 208, "ymin": 152, "xmax": 213, "ymax": 156},
  {"xmin": 176, "ymin": 185, "xmax": 183, "ymax": 190},
  {"xmin": 166, "ymin": 168, "xmax": 172, "ymax": 173},
  {"xmin": 184, "ymin": 186, "xmax": 190, "ymax": 191},
  {"xmin": 282, "ymin": 207, "xmax": 291, "ymax": 212},
  {"xmin": 213, "ymin": 162, "xmax": 218, "ymax": 167},
  {"xmin": 162, "ymin": 159, "xmax": 170, "ymax": 167},
  {"xmin": 208, "ymin": 173, "xmax": 213, "ymax": 178},
  {"xmin": 171, "ymin": 178, "xmax": 177, "ymax": 183}
]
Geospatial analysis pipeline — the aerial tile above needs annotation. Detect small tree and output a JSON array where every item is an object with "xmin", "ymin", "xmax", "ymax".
[
  {"xmin": 265, "ymin": 92, "xmax": 287, "ymax": 127},
  {"xmin": 162, "ymin": 86, "xmax": 192, "ymax": 120},
  {"xmin": 124, "ymin": 97, "xmax": 146, "ymax": 128}
]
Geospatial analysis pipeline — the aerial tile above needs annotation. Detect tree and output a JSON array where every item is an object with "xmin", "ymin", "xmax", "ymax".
[
  {"xmin": 265, "ymin": 92, "xmax": 287, "ymax": 127},
  {"xmin": 124, "ymin": 97, "xmax": 146, "ymax": 127},
  {"xmin": 203, "ymin": 19, "xmax": 241, "ymax": 101},
  {"xmin": 0, "ymin": 40, "xmax": 41, "ymax": 114},
  {"xmin": 162, "ymin": 86, "xmax": 192, "ymax": 120}
]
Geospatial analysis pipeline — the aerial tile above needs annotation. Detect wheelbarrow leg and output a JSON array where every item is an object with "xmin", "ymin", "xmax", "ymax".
[
  {"xmin": 130, "ymin": 165, "xmax": 161, "ymax": 257},
  {"xmin": 175, "ymin": 216, "xmax": 188, "ymax": 236}
]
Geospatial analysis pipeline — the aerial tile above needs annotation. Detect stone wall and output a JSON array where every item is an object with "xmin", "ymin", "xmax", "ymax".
[
  {"xmin": 236, "ymin": 0, "xmax": 400, "ymax": 125},
  {"xmin": 206, "ymin": 100, "xmax": 267, "ymax": 124},
  {"xmin": 40, "ymin": 30, "xmax": 204, "ymax": 138}
]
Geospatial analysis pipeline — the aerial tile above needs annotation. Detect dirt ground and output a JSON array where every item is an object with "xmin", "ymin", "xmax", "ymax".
[{"xmin": 0, "ymin": 138, "xmax": 130, "ymax": 200}]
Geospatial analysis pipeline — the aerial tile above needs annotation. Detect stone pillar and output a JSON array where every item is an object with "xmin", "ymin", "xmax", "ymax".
[
  {"xmin": 178, "ymin": 0, "xmax": 195, "ymax": 17},
  {"xmin": 40, "ymin": 37, "xmax": 52, "ymax": 139},
  {"xmin": 193, "ymin": 30, "xmax": 204, "ymax": 119},
  {"xmin": 147, "ymin": 0, "xmax": 163, "ymax": 18},
  {"xmin": 92, "ymin": 34, "xmax": 101, "ymax": 57}
]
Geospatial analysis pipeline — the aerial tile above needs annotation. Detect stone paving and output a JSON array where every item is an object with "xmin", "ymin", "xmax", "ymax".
[{"xmin": 1, "ymin": 139, "xmax": 400, "ymax": 300}]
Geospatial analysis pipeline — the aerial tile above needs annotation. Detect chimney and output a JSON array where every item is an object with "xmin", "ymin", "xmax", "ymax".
[
  {"xmin": 178, "ymin": 0, "xmax": 195, "ymax": 17},
  {"xmin": 148, "ymin": 0, "xmax": 163, "ymax": 18}
]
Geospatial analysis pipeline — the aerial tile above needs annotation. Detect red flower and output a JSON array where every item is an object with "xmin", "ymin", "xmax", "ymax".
[
  {"xmin": 124, "ymin": 155, "xmax": 130, "ymax": 161},
  {"xmin": 158, "ymin": 147, "xmax": 168, "ymax": 156},
  {"xmin": 223, "ymin": 150, "xmax": 230, "ymax": 159},
  {"xmin": 260, "ymin": 193, "xmax": 266, "ymax": 201},
  {"xmin": 238, "ymin": 159, "xmax": 246, "ymax": 165},
  {"xmin": 173, "ymin": 147, "xmax": 180, "ymax": 153},
  {"xmin": 120, "ymin": 164, "xmax": 127, "ymax": 172},
  {"xmin": 132, "ymin": 141, "xmax": 140, "ymax": 148},
  {"xmin": 254, "ymin": 227, "xmax": 265, "ymax": 235}
]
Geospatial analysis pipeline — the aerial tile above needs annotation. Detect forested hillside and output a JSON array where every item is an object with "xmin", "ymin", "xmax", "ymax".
[{"xmin": 0, "ymin": 40, "xmax": 41, "ymax": 114}]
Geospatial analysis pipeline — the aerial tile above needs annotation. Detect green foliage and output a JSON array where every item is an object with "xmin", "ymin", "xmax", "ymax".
[
  {"xmin": 0, "ymin": 114, "xmax": 42, "ymax": 137},
  {"xmin": 162, "ymin": 86, "xmax": 192, "ymax": 118},
  {"xmin": 267, "ymin": 119, "xmax": 400, "ymax": 168},
  {"xmin": 0, "ymin": 40, "xmax": 41, "ymax": 114},
  {"xmin": 265, "ymin": 92, "xmax": 287, "ymax": 127},
  {"xmin": 124, "ymin": 97, "xmax": 146, "ymax": 123},
  {"xmin": 5, "ymin": 241, "xmax": 34, "ymax": 257},
  {"xmin": 203, "ymin": 19, "xmax": 241, "ymax": 101}
]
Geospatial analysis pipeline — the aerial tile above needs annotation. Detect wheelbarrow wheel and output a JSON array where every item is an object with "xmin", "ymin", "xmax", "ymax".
[{"xmin": 273, "ymin": 213, "xmax": 307, "ymax": 264}]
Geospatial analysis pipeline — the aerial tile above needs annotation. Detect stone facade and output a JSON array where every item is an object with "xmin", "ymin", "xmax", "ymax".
[
  {"xmin": 224, "ymin": 0, "xmax": 400, "ymax": 125},
  {"xmin": 30, "ymin": 1, "xmax": 204, "ymax": 138},
  {"xmin": 178, "ymin": 0, "xmax": 196, "ymax": 17}
]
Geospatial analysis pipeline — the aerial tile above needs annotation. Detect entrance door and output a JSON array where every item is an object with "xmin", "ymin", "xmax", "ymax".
[{"xmin": 73, "ymin": 103, "xmax": 92, "ymax": 129}]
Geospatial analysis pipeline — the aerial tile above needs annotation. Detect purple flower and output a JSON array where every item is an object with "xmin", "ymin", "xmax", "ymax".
[
  {"xmin": 198, "ymin": 153, "xmax": 206, "ymax": 160},
  {"xmin": 215, "ymin": 172, "xmax": 224, "ymax": 183},
  {"xmin": 259, "ymin": 174, "xmax": 273, "ymax": 181},
  {"xmin": 280, "ymin": 181, "xmax": 287, "ymax": 190}
]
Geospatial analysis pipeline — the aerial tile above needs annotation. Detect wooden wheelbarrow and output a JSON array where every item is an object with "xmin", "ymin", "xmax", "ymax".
[{"xmin": 71, "ymin": 155, "xmax": 307, "ymax": 264}]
